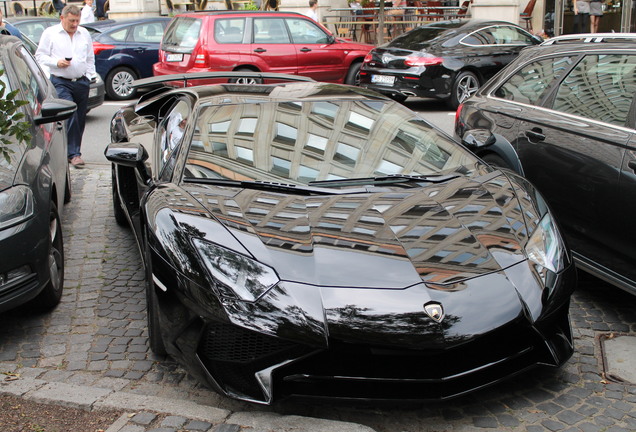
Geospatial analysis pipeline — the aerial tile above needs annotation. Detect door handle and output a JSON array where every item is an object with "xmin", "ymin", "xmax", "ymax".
[
  {"xmin": 300, "ymin": 47, "xmax": 312, "ymax": 52},
  {"xmin": 254, "ymin": 48, "xmax": 266, "ymax": 53},
  {"xmin": 134, "ymin": 48, "xmax": 147, "ymax": 52},
  {"xmin": 628, "ymin": 160, "xmax": 636, "ymax": 173},
  {"xmin": 524, "ymin": 129, "xmax": 545, "ymax": 141},
  {"xmin": 56, "ymin": 121, "xmax": 64, "ymax": 131}
]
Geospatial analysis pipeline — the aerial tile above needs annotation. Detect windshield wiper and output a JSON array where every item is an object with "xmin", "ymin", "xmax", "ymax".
[
  {"xmin": 182, "ymin": 177, "xmax": 366, "ymax": 195},
  {"xmin": 308, "ymin": 174, "xmax": 461, "ymax": 188}
]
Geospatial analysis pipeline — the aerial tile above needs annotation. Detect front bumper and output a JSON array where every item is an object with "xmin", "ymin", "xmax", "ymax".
[{"xmin": 153, "ymin": 255, "xmax": 577, "ymax": 404}]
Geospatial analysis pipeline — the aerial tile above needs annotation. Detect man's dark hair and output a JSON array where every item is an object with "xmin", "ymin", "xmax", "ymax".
[{"xmin": 309, "ymin": 0, "xmax": 318, "ymax": 6}]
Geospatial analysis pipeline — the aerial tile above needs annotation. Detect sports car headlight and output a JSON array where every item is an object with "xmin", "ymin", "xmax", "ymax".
[
  {"xmin": 525, "ymin": 212, "xmax": 564, "ymax": 274},
  {"xmin": 0, "ymin": 185, "xmax": 35, "ymax": 230},
  {"xmin": 193, "ymin": 238, "xmax": 279, "ymax": 302}
]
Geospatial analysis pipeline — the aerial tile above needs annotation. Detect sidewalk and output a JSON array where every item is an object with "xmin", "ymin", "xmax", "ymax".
[{"xmin": 1, "ymin": 375, "xmax": 374, "ymax": 432}]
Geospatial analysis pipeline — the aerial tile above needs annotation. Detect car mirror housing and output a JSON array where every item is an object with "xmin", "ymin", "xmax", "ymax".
[
  {"xmin": 34, "ymin": 98, "xmax": 77, "ymax": 125},
  {"xmin": 104, "ymin": 142, "xmax": 151, "ymax": 183},
  {"xmin": 462, "ymin": 129, "xmax": 496, "ymax": 148}
]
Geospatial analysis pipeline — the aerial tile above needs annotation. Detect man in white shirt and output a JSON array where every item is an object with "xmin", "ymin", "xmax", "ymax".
[
  {"xmin": 306, "ymin": 0, "xmax": 319, "ymax": 22},
  {"xmin": 80, "ymin": 0, "xmax": 96, "ymax": 24},
  {"xmin": 36, "ymin": 5, "xmax": 96, "ymax": 168}
]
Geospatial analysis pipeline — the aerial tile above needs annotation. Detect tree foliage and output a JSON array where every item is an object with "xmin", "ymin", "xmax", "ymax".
[{"xmin": 0, "ymin": 68, "xmax": 31, "ymax": 164}]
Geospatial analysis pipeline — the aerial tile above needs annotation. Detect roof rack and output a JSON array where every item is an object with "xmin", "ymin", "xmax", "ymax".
[{"xmin": 541, "ymin": 33, "xmax": 636, "ymax": 45}]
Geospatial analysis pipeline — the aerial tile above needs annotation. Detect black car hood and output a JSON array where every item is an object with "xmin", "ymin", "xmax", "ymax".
[{"xmin": 187, "ymin": 172, "xmax": 535, "ymax": 288}]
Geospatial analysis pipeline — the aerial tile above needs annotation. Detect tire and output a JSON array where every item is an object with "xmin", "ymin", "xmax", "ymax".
[
  {"xmin": 32, "ymin": 202, "xmax": 64, "ymax": 311},
  {"xmin": 345, "ymin": 62, "xmax": 362, "ymax": 86},
  {"xmin": 105, "ymin": 67, "xmax": 138, "ymax": 100},
  {"xmin": 229, "ymin": 68, "xmax": 263, "ymax": 84},
  {"xmin": 64, "ymin": 165, "xmax": 72, "ymax": 204},
  {"xmin": 145, "ymin": 243, "xmax": 167, "ymax": 356},
  {"xmin": 449, "ymin": 71, "xmax": 479, "ymax": 109},
  {"xmin": 112, "ymin": 166, "xmax": 127, "ymax": 226},
  {"xmin": 481, "ymin": 153, "xmax": 510, "ymax": 169}
]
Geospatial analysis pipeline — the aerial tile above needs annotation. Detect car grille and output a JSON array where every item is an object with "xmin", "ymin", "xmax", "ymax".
[
  {"xmin": 276, "ymin": 313, "xmax": 571, "ymax": 401},
  {"xmin": 197, "ymin": 308, "xmax": 571, "ymax": 402},
  {"xmin": 197, "ymin": 322, "xmax": 313, "ymax": 401}
]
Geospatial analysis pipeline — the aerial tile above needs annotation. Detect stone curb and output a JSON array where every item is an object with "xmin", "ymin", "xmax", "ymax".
[{"xmin": 0, "ymin": 376, "xmax": 377, "ymax": 432}]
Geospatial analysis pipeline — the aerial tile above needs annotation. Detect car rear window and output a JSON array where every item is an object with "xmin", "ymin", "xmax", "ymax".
[
  {"xmin": 162, "ymin": 17, "xmax": 202, "ymax": 52},
  {"xmin": 214, "ymin": 18, "xmax": 246, "ymax": 44},
  {"xmin": 388, "ymin": 27, "xmax": 449, "ymax": 49}
]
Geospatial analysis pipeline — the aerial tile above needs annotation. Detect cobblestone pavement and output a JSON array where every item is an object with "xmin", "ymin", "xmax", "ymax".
[{"xmin": 0, "ymin": 164, "xmax": 635, "ymax": 432}]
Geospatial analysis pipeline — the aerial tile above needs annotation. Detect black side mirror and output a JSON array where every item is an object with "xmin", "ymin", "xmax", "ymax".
[
  {"xmin": 104, "ymin": 142, "xmax": 151, "ymax": 183},
  {"xmin": 34, "ymin": 98, "xmax": 77, "ymax": 125},
  {"xmin": 462, "ymin": 129, "xmax": 496, "ymax": 149}
]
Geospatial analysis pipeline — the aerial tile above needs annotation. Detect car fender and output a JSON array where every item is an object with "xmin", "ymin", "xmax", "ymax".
[
  {"xmin": 460, "ymin": 130, "xmax": 525, "ymax": 176},
  {"xmin": 98, "ymin": 54, "xmax": 141, "ymax": 76}
]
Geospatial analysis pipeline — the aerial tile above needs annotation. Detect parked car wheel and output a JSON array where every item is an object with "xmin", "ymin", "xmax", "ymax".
[
  {"xmin": 106, "ymin": 66, "xmax": 138, "ymax": 100},
  {"xmin": 450, "ymin": 71, "xmax": 479, "ymax": 109},
  {"xmin": 32, "ymin": 202, "xmax": 64, "ymax": 310},
  {"xmin": 345, "ymin": 61, "xmax": 362, "ymax": 86},
  {"xmin": 229, "ymin": 68, "xmax": 263, "ymax": 84}
]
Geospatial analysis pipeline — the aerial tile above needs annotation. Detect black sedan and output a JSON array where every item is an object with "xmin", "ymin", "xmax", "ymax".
[
  {"xmin": 0, "ymin": 35, "xmax": 76, "ymax": 313},
  {"xmin": 87, "ymin": 17, "xmax": 170, "ymax": 100},
  {"xmin": 105, "ymin": 72, "xmax": 576, "ymax": 404},
  {"xmin": 359, "ymin": 19, "xmax": 541, "ymax": 108},
  {"xmin": 455, "ymin": 34, "xmax": 636, "ymax": 295}
]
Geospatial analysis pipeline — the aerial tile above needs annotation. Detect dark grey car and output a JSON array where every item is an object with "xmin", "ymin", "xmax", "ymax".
[{"xmin": 0, "ymin": 35, "xmax": 76, "ymax": 313}]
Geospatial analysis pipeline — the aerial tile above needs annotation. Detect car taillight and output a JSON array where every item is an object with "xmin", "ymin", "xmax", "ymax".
[
  {"xmin": 93, "ymin": 41, "xmax": 115, "ymax": 55},
  {"xmin": 363, "ymin": 53, "xmax": 373, "ymax": 63},
  {"xmin": 455, "ymin": 103, "xmax": 464, "ymax": 128},
  {"xmin": 404, "ymin": 54, "xmax": 443, "ymax": 67},
  {"xmin": 193, "ymin": 46, "xmax": 209, "ymax": 67}
]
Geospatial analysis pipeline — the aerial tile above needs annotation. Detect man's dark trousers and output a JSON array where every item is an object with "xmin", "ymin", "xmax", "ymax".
[{"xmin": 51, "ymin": 75, "xmax": 89, "ymax": 160}]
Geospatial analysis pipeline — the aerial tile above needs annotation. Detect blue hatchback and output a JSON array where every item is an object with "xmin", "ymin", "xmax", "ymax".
[{"xmin": 87, "ymin": 17, "xmax": 170, "ymax": 100}]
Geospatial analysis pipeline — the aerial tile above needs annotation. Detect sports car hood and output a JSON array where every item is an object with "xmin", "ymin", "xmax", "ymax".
[{"xmin": 186, "ymin": 170, "xmax": 539, "ymax": 288}]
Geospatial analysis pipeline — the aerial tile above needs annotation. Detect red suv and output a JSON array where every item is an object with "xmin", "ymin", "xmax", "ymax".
[{"xmin": 153, "ymin": 11, "xmax": 374, "ymax": 84}]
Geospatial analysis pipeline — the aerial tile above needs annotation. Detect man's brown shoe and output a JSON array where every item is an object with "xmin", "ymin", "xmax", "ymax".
[{"xmin": 69, "ymin": 156, "xmax": 85, "ymax": 168}]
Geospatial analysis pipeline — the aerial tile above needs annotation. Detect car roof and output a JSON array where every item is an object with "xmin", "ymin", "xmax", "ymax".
[
  {"xmin": 514, "ymin": 39, "xmax": 636, "ymax": 61},
  {"xmin": 172, "ymin": 10, "xmax": 311, "ymax": 19}
]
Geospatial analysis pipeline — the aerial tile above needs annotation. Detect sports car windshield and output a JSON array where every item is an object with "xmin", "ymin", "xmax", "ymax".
[{"xmin": 182, "ymin": 99, "xmax": 479, "ymax": 187}]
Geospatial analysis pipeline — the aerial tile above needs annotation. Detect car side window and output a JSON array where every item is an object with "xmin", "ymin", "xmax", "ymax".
[
  {"xmin": 462, "ymin": 26, "xmax": 534, "ymax": 46},
  {"xmin": 159, "ymin": 99, "xmax": 191, "ymax": 179},
  {"xmin": 552, "ymin": 54, "xmax": 636, "ymax": 127},
  {"xmin": 214, "ymin": 18, "xmax": 246, "ymax": 44},
  {"xmin": 131, "ymin": 23, "xmax": 165, "ymax": 43},
  {"xmin": 253, "ymin": 18, "xmax": 290, "ymax": 44},
  {"xmin": 287, "ymin": 18, "xmax": 330, "ymax": 44},
  {"xmin": 493, "ymin": 56, "xmax": 575, "ymax": 105},
  {"xmin": 109, "ymin": 28, "xmax": 128, "ymax": 42}
]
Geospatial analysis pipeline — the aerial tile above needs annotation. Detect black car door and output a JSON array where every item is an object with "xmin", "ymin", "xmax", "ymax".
[
  {"xmin": 514, "ymin": 53, "xmax": 635, "ymax": 277},
  {"xmin": 615, "ymin": 133, "xmax": 636, "ymax": 289}
]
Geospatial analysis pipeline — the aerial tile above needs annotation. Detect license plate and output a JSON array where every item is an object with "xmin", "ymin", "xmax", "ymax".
[
  {"xmin": 371, "ymin": 75, "xmax": 395, "ymax": 85},
  {"xmin": 166, "ymin": 53, "xmax": 184, "ymax": 62},
  {"xmin": 89, "ymin": 87, "xmax": 98, "ymax": 98}
]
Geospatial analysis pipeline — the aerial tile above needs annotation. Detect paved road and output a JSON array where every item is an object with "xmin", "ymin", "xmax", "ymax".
[{"xmin": 0, "ymin": 102, "xmax": 634, "ymax": 431}]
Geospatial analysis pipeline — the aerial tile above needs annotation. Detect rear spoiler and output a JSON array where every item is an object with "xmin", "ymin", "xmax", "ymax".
[{"xmin": 132, "ymin": 72, "xmax": 316, "ymax": 89}]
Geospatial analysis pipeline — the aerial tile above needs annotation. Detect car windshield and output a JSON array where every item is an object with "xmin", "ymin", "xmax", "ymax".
[
  {"xmin": 183, "ymin": 98, "xmax": 479, "ymax": 187},
  {"xmin": 162, "ymin": 17, "xmax": 202, "ymax": 51}
]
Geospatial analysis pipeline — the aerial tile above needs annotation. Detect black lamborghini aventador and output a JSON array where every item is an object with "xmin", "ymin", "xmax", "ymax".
[{"xmin": 105, "ymin": 72, "xmax": 576, "ymax": 405}]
